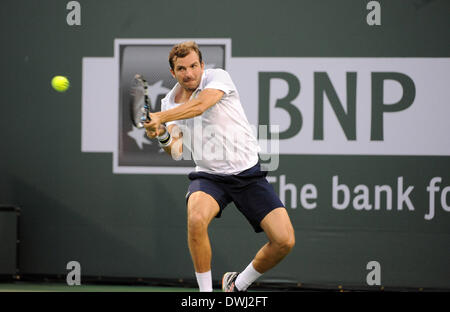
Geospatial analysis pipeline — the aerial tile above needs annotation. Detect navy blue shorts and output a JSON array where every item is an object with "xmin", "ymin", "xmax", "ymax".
[{"xmin": 185, "ymin": 162, "xmax": 285, "ymax": 233}]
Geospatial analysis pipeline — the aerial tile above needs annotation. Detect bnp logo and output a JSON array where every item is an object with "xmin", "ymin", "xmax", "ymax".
[{"xmin": 258, "ymin": 72, "xmax": 416, "ymax": 141}]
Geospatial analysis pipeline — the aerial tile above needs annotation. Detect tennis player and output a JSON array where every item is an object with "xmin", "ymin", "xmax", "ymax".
[{"xmin": 144, "ymin": 41, "xmax": 295, "ymax": 292}]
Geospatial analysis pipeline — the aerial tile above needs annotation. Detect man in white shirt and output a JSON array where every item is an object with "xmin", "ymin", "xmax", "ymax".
[{"xmin": 144, "ymin": 41, "xmax": 295, "ymax": 292}]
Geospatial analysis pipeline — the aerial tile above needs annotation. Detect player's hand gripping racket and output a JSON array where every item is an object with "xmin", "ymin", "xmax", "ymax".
[{"xmin": 130, "ymin": 74, "xmax": 151, "ymax": 128}]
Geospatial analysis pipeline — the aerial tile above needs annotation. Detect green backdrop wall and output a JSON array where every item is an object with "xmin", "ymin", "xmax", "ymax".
[{"xmin": 1, "ymin": 0, "xmax": 449, "ymax": 289}]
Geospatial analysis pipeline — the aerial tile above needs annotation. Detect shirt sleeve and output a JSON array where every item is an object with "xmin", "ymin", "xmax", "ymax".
[
  {"xmin": 203, "ymin": 69, "xmax": 235, "ymax": 95},
  {"xmin": 161, "ymin": 98, "xmax": 180, "ymax": 128}
]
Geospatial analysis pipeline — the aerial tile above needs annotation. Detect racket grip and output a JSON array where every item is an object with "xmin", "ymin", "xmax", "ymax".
[{"xmin": 140, "ymin": 111, "xmax": 151, "ymax": 122}]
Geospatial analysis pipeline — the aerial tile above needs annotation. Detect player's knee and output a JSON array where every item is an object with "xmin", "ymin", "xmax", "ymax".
[
  {"xmin": 187, "ymin": 209, "xmax": 208, "ymax": 234},
  {"xmin": 286, "ymin": 234, "xmax": 295, "ymax": 252},
  {"xmin": 276, "ymin": 232, "xmax": 295, "ymax": 255},
  {"xmin": 187, "ymin": 193, "xmax": 210, "ymax": 233}
]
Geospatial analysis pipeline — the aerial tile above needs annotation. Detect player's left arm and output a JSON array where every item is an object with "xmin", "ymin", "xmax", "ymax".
[{"xmin": 151, "ymin": 88, "xmax": 224, "ymax": 125}]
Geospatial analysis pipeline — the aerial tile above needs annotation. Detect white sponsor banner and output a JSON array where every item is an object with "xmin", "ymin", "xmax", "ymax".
[
  {"xmin": 82, "ymin": 39, "xmax": 450, "ymax": 165},
  {"xmin": 81, "ymin": 57, "xmax": 117, "ymax": 153},
  {"xmin": 230, "ymin": 57, "xmax": 450, "ymax": 155}
]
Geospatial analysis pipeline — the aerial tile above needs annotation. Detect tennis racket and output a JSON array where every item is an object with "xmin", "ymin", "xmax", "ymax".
[{"xmin": 129, "ymin": 74, "xmax": 151, "ymax": 128}]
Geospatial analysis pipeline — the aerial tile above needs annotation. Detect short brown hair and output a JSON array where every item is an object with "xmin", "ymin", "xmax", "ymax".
[{"xmin": 168, "ymin": 41, "xmax": 203, "ymax": 70}]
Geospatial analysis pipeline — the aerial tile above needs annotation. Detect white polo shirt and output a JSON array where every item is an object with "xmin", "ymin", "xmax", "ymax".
[{"xmin": 161, "ymin": 68, "xmax": 260, "ymax": 174}]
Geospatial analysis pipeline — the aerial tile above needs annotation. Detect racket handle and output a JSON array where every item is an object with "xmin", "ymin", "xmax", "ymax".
[{"xmin": 140, "ymin": 113, "xmax": 151, "ymax": 122}]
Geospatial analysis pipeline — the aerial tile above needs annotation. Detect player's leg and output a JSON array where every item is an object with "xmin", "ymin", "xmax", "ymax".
[
  {"xmin": 225, "ymin": 208, "xmax": 295, "ymax": 292},
  {"xmin": 222, "ymin": 163, "xmax": 295, "ymax": 292},
  {"xmin": 252, "ymin": 207, "xmax": 295, "ymax": 273},
  {"xmin": 187, "ymin": 191, "xmax": 220, "ymax": 291}
]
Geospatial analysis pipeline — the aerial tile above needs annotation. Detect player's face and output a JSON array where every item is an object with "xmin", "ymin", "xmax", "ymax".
[{"xmin": 171, "ymin": 50, "xmax": 204, "ymax": 92}]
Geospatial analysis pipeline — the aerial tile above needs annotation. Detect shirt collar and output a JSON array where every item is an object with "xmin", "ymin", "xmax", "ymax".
[{"xmin": 197, "ymin": 69, "xmax": 207, "ymax": 91}]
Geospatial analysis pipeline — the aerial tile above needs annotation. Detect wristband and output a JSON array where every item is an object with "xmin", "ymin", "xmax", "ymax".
[
  {"xmin": 157, "ymin": 129, "xmax": 172, "ymax": 147},
  {"xmin": 158, "ymin": 135, "xmax": 172, "ymax": 147}
]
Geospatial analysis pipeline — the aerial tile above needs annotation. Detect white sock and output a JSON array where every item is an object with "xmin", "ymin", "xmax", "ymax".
[
  {"xmin": 235, "ymin": 262, "xmax": 262, "ymax": 291},
  {"xmin": 195, "ymin": 270, "xmax": 213, "ymax": 292}
]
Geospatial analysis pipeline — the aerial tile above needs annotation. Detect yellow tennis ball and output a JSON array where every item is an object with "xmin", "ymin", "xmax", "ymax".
[{"xmin": 51, "ymin": 76, "xmax": 70, "ymax": 92}]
